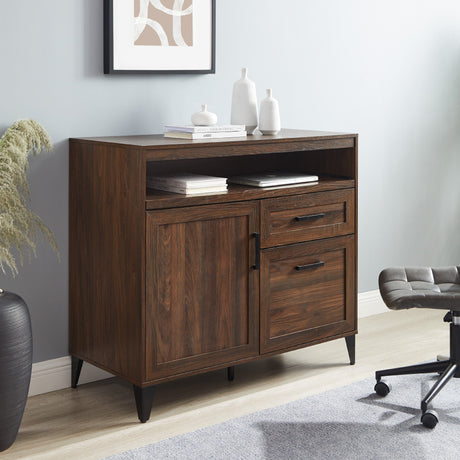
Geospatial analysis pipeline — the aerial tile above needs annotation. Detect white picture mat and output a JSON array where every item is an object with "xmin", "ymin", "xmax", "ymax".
[{"xmin": 113, "ymin": 0, "xmax": 213, "ymax": 71}]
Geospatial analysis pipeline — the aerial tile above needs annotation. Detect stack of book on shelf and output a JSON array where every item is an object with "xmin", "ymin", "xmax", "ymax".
[
  {"xmin": 147, "ymin": 173, "xmax": 228, "ymax": 195},
  {"xmin": 163, "ymin": 124, "xmax": 246, "ymax": 140}
]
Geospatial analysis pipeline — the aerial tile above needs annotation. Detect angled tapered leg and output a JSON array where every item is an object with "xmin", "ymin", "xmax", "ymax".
[
  {"xmin": 133, "ymin": 385, "xmax": 155, "ymax": 423},
  {"xmin": 345, "ymin": 335, "xmax": 355, "ymax": 365},
  {"xmin": 71, "ymin": 356, "xmax": 83, "ymax": 388},
  {"xmin": 227, "ymin": 366, "xmax": 235, "ymax": 381}
]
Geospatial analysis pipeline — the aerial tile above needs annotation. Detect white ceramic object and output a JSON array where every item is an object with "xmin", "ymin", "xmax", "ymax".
[
  {"xmin": 230, "ymin": 68, "xmax": 258, "ymax": 134},
  {"xmin": 259, "ymin": 89, "xmax": 280, "ymax": 135},
  {"xmin": 191, "ymin": 105, "xmax": 218, "ymax": 126}
]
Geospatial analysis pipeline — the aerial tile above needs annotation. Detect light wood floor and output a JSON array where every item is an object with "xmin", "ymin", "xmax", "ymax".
[{"xmin": 4, "ymin": 309, "xmax": 449, "ymax": 459}]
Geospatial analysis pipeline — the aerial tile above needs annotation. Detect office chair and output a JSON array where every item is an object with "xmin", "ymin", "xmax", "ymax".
[{"xmin": 375, "ymin": 266, "xmax": 460, "ymax": 428}]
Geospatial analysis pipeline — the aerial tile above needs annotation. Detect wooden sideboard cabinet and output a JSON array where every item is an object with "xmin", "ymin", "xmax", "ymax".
[{"xmin": 69, "ymin": 129, "xmax": 358, "ymax": 422}]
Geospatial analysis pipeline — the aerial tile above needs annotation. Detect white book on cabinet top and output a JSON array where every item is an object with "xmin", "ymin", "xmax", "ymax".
[
  {"xmin": 164, "ymin": 124, "xmax": 245, "ymax": 133},
  {"xmin": 164, "ymin": 131, "xmax": 247, "ymax": 140}
]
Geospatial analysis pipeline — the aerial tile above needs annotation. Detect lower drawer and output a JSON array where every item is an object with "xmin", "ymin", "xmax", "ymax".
[{"xmin": 260, "ymin": 235, "xmax": 356, "ymax": 354}]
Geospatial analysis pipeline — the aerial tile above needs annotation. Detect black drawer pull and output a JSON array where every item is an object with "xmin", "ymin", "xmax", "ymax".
[
  {"xmin": 295, "ymin": 213, "xmax": 325, "ymax": 222},
  {"xmin": 295, "ymin": 261, "xmax": 325, "ymax": 271}
]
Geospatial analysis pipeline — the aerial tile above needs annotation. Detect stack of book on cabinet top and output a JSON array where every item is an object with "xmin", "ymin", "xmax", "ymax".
[
  {"xmin": 147, "ymin": 173, "xmax": 228, "ymax": 195},
  {"xmin": 163, "ymin": 124, "xmax": 246, "ymax": 140}
]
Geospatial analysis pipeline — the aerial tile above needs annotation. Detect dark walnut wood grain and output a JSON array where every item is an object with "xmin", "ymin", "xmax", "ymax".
[
  {"xmin": 69, "ymin": 141, "xmax": 146, "ymax": 384},
  {"xmin": 146, "ymin": 178, "xmax": 354, "ymax": 211},
  {"xmin": 145, "ymin": 202, "xmax": 259, "ymax": 380},
  {"xmin": 76, "ymin": 129, "xmax": 355, "ymax": 150},
  {"xmin": 69, "ymin": 129, "xmax": 358, "ymax": 422},
  {"xmin": 261, "ymin": 189, "xmax": 355, "ymax": 248},
  {"xmin": 260, "ymin": 235, "xmax": 356, "ymax": 354}
]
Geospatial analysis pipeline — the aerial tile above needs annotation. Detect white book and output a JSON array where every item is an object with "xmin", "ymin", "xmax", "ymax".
[
  {"xmin": 164, "ymin": 124, "xmax": 245, "ymax": 133},
  {"xmin": 147, "ymin": 173, "xmax": 227, "ymax": 189},
  {"xmin": 148, "ymin": 183, "xmax": 228, "ymax": 195},
  {"xmin": 164, "ymin": 131, "xmax": 247, "ymax": 140}
]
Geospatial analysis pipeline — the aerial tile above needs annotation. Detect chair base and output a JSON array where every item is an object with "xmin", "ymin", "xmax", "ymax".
[{"xmin": 374, "ymin": 316, "xmax": 460, "ymax": 427}]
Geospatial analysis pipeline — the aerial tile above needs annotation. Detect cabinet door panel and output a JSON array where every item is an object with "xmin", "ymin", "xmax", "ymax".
[
  {"xmin": 146, "ymin": 202, "xmax": 259, "ymax": 380},
  {"xmin": 260, "ymin": 235, "xmax": 355, "ymax": 354}
]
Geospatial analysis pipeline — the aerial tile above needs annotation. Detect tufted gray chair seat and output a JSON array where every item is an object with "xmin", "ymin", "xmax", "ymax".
[{"xmin": 379, "ymin": 266, "xmax": 460, "ymax": 311}]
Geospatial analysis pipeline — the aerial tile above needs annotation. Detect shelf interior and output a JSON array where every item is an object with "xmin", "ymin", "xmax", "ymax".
[{"xmin": 145, "ymin": 147, "xmax": 356, "ymax": 210}]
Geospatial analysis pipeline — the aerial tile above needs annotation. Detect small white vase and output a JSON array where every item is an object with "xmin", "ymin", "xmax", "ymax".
[
  {"xmin": 231, "ymin": 68, "xmax": 258, "ymax": 134},
  {"xmin": 191, "ymin": 104, "xmax": 218, "ymax": 126},
  {"xmin": 259, "ymin": 89, "xmax": 280, "ymax": 135}
]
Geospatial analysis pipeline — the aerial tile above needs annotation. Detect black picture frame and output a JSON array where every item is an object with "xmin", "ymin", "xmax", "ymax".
[{"xmin": 104, "ymin": 0, "xmax": 216, "ymax": 74}]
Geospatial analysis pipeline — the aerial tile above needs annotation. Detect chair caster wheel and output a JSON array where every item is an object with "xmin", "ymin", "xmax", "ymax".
[
  {"xmin": 374, "ymin": 381, "xmax": 391, "ymax": 397},
  {"xmin": 421, "ymin": 410, "xmax": 438, "ymax": 429}
]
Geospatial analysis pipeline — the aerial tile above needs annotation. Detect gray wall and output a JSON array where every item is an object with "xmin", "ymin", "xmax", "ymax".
[{"xmin": 1, "ymin": 0, "xmax": 460, "ymax": 363}]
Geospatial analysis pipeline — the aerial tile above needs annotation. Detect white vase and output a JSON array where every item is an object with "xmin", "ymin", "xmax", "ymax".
[
  {"xmin": 231, "ymin": 68, "xmax": 258, "ymax": 134},
  {"xmin": 259, "ymin": 89, "xmax": 280, "ymax": 135},
  {"xmin": 191, "ymin": 104, "xmax": 218, "ymax": 126}
]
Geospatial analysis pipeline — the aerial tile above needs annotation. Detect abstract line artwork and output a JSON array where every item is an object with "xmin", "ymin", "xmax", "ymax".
[
  {"xmin": 104, "ymin": 0, "xmax": 214, "ymax": 73},
  {"xmin": 134, "ymin": 0, "xmax": 193, "ymax": 47}
]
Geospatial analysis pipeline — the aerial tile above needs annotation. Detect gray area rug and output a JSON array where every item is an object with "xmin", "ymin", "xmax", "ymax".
[{"xmin": 106, "ymin": 374, "xmax": 459, "ymax": 459}]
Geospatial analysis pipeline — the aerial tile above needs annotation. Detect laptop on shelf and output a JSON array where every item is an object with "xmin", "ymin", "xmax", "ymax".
[{"xmin": 228, "ymin": 172, "xmax": 319, "ymax": 188}]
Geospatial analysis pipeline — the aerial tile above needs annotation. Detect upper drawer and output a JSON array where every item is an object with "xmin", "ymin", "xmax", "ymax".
[{"xmin": 261, "ymin": 189, "xmax": 355, "ymax": 247}]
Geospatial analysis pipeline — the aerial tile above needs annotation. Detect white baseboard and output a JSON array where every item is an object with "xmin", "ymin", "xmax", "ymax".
[
  {"xmin": 29, "ymin": 289, "xmax": 387, "ymax": 397},
  {"xmin": 29, "ymin": 356, "xmax": 113, "ymax": 397},
  {"xmin": 358, "ymin": 289, "xmax": 387, "ymax": 318}
]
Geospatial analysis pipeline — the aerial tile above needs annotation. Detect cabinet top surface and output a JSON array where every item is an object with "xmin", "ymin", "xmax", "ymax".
[{"xmin": 70, "ymin": 129, "xmax": 358, "ymax": 148}]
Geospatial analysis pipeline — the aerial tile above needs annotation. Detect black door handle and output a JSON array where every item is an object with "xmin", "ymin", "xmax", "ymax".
[
  {"xmin": 295, "ymin": 261, "xmax": 325, "ymax": 271},
  {"xmin": 253, "ymin": 232, "xmax": 260, "ymax": 270},
  {"xmin": 295, "ymin": 213, "xmax": 325, "ymax": 222}
]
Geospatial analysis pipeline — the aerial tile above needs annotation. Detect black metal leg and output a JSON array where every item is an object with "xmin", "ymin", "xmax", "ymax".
[
  {"xmin": 450, "ymin": 323, "xmax": 460, "ymax": 371},
  {"xmin": 421, "ymin": 363, "xmax": 457, "ymax": 412},
  {"xmin": 227, "ymin": 366, "xmax": 235, "ymax": 381},
  {"xmin": 71, "ymin": 356, "xmax": 83, "ymax": 388},
  {"xmin": 376, "ymin": 360, "xmax": 450, "ymax": 382},
  {"xmin": 133, "ymin": 385, "xmax": 155, "ymax": 423},
  {"xmin": 345, "ymin": 335, "xmax": 355, "ymax": 365}
]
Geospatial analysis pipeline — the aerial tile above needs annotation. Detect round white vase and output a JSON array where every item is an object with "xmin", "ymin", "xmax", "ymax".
[
  {"xmin": 191, "ymin": 104, "xmax": 218, "ymax": 126},
  {"xmin": 259, "ymin": 89, "xmax": 280, "ymax": 135},
  {"xmin": 231, "ymin": 68, "xmax": 258, "ymax": 134}
]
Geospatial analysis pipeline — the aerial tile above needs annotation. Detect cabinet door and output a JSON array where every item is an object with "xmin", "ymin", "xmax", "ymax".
[
  {"xmin": 260, "ymin": 235, "xmax": 355, "ymax": 354},
  {"xmin": 146, "ymin": 202, "xmax": 259, "ymax": 381}
]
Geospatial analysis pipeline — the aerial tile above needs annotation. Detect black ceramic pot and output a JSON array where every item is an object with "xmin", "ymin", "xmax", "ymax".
[{"xmin": 0, "ymin": 290, "xmax": 32, "ymax": 452}]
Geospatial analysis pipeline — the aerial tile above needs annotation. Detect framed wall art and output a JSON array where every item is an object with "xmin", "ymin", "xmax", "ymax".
[{"xmin": 104, "ymin": 0, "xmax": 215, "ymax": 74}]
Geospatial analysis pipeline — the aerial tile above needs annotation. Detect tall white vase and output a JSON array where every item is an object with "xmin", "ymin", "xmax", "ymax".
[
  {"xmin": 231, "ymin": 68, "xmax": 258, "ymax": 134},
  {"xmin": 259, "ymin": 89, "xmax": 281, "ymax": 135}
]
